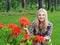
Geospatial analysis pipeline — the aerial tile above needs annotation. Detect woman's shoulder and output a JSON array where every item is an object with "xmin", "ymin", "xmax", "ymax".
[
  {"xmin": 47, "ymin": 21, "xmax": 53, "ymax": 27},
  {"xmin": 30, "ymin": 21, "xmax": 35, "ymax": 27},
  {"xmin": 30, "ymin": 20, "xmax": 38, "ymax": 27},
  {"xmin": 31, "ymin": 20, "xmax": 36, "ymax": 25},
  {"xmin": 47, "ymin": 21, "xmax": 53, "ymax": 30}
]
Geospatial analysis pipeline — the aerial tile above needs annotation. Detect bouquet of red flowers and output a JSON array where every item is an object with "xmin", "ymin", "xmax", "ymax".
[
  {"xmin": 34, "ymin": 35, "xmax": 45, "ymax": 43},
  {"xmin": 0, "ymin": 23, "xmax": 5, "ymax": 28},
  {"xmin": 19, "ymin": 17, "xmax": 30, "ymax": 27}
]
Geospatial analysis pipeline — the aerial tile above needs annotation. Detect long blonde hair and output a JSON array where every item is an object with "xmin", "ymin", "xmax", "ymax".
[{"xmin": 34, "ymin": 8, "xmax": 48, "ymax": 32}]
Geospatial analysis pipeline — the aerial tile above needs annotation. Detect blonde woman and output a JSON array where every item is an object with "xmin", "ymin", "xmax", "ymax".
[{"xmin": 24, "ymin": 8, "xmax": 53, "ymax": 45}]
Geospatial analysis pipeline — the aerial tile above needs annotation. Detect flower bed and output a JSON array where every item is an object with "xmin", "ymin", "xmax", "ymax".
[{"xmin": 0, "ymin": 17, "xmax": 45, "ymax": 45}]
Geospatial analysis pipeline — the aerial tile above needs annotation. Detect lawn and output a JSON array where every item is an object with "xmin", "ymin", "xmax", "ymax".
[{"xmin": 0, "ymin": 11, "xmax": 60, "ymax": 45}]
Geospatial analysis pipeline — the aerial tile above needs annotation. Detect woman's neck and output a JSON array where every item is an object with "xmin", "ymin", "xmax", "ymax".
[
  {"xmin": 39, "ymin": 21, "xmax": 44, "ymax": 29},
  {"xmin": 39, "ymin": 21, "xmax": 44, "ymax": 24}
]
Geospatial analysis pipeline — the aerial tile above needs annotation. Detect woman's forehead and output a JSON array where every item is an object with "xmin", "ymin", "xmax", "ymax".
[{"xmin": 38, "ymin": 11, "xmax": 45, "ymax": 14}]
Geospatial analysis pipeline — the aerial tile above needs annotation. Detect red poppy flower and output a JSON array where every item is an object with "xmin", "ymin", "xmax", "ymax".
[
  {"xmin": 12, "ymin": 27, "xmax": 22, "ymax": 36},
  {"xmin": 19, "ymin": 17, "xmax": 30, "ymax": 27},
  {"xmin": 34, "ymin": 35, "xmax": 45, "ymax": 43},
  {"xmin": 8, "ymin": 23, "xmax": 18, "ymax": 29},
  {"xmin": 0, "ymin": 23, "xmax": 5, "ymax": 28},
  {"xmin": 39, "ymin": 36, "xmax": 45, "ymax": 43},
  {"xmin": 23, "ymin": 34, "xmax": 30, "ymax": 40}
]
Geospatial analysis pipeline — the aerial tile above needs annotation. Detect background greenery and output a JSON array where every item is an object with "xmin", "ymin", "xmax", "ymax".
[{"xmin": 0, "ymin": 0, "xmax": 60, "ymax": 12}]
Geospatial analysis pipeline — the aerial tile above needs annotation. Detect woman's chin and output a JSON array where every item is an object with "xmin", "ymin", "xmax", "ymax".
[{"xmin": 40, "ymin": 20, "xmax": 45, "ymax": 22}]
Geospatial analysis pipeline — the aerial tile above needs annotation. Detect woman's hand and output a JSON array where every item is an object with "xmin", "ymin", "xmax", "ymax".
[
  {"xmin": 23, "ymin": 27, "xmax": 30, "ymax": 35},
  {"xmin": 23, "ymin": 27, "xmax": 28, "ymax": 31},
  {"xmin": 44, "ymin": 36, "xmax": 50, "ymax": 41}
]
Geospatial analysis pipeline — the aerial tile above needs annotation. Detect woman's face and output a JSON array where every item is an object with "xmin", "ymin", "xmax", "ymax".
[{"xmin": 37, "ymin": 11, "xmax": 45, "ymax": 22}]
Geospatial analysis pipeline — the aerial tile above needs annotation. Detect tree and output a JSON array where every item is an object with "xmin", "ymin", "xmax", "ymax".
[
  {"xmin": 7, "ymin": 0, "xmax": 11, "ymax": 12},
  {"xmin": 22, "ymin": 0, "xmax": 26, "ymax": 8},
  {"xmin": 38, "ymin": 0, "xmax": 43, "ymax": 9},
  {"xmin": 47, "ymin": 0, "xmax": 51, "ymax": 10},
  {"xmin": 54, "ymin": 0, "xmax": 57, "ymax": 10},
  {"xmin": 0, "ymin": 0, "xmax": 2, "ymax": 2},
  {"xmin": 51, "ymin": 0, "xmax": 54, "ymax": 12},
  {"xmin": 0, "ymin": 0, "xmax": 2, "ymax": 10}
]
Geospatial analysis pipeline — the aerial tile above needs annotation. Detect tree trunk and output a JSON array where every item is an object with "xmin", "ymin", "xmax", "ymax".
[
  {"xmin": 30, "ymin": 0, "xmax": 33, "ymax": 8},
  {"xmin": 38, "ymin": 0, "xmax": 43, "ymax": 9},
  {"xmin": 0, "ymin": 0, "xmax": 2, "ymax": 2},
  {"xmin": 54, "ymin": 0, "xmax": 57, "ymax": 10},
  {"xmin": 22, "ymin": 0, "xmax": 26, "ymax": 8},
  {"xmin": 7, "ymin": 0, "xmax": 11, "ymax": 12},
  {"xmin": 50, "ymin": 0, "xmax": 54, "ymax": 12},
  {"xmin": 47, "ymin": 0, "xmax": 51, "ymax": 10}
]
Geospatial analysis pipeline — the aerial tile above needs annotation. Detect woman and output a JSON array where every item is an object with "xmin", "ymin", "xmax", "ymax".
[{"xmin": 24, "ymin": 8, "xmax": 53, "ymax": 45}]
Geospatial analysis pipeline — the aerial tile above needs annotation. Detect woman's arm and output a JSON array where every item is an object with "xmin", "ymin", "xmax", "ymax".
[
  {"xmin": 23, "ymin": 27, "xmax": 30, "ymax": 34},
  {"xmin": 44, "ymin": 22, "xmax": 53, "ymax": 40},
  {"xmin": 29, "ymin": 21, "xmax": 35, "ymax": 35},
  {"xmin": 23, "ymin": 21, "xmax": 35, "ymax": 35}
]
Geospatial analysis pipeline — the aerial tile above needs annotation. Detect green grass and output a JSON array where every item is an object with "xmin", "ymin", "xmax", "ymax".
[
  {"xmin": 0, "ymin": 11, "xmax": 60, "ymax": 45},
  {"xmin": 48, "ymin": 11, "xmax": 60, "ymax": 45}
]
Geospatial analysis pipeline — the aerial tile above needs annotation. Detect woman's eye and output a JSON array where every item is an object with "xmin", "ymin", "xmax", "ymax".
[
  {"xmin": 38, "ymin": 14, "xmax": 45, "ymax": 16},
  {"xmin": 39, "ymin": 14, "xmax": 41, "ymax": 16},
  {"xmin": 42, "ymin": 14, "xmax": 45, "ymax": 16}
]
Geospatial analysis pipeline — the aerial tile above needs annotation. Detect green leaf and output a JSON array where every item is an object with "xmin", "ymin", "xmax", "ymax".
[
  {"xmin": 7, "ymin": 36, "xmax": 13, "ymax": 43},
  {"xmin": 7, "ymin": 43, "xmax": 10, "ymax": 45},
  {"xmin": 16, "ymin": 30, "xmax": 26, "ymax": 41},
  {"xmin": 0, "ymin": 39, "xmax": 6, "ymax": 45}
]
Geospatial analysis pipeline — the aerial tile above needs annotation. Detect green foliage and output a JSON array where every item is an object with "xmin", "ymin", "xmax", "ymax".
[
  {"xmin": 0, "ymin": 26, "xmax": 12, "ymax": 45},
  {"xmin": 0, "ymin": 0, "xmax": 60, "ymax": 12},
  {"xmin": 16, "ymin": 30, "xmax": 26, "ymax": 41},
  {"xmin": 0, "ymin": 0, "xmax": 7, "ymax": 12},
  {"xmin": 0, "ymin": 26, "xmax": 26, "ymax": 45},
  {"xmin": 46, "ymin": 40, "xmax": 52, "ymax": 45},
  {"xmin": 19, "ymin": 35, "xmax": 34, "ymax": 45},
  {"xmin": 0, "ymin": 0, "xmax": 38, "ymax": 12},
  {"xmin": 0, "ymin": 39, "xmax": 6, "ymax": 45}
]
